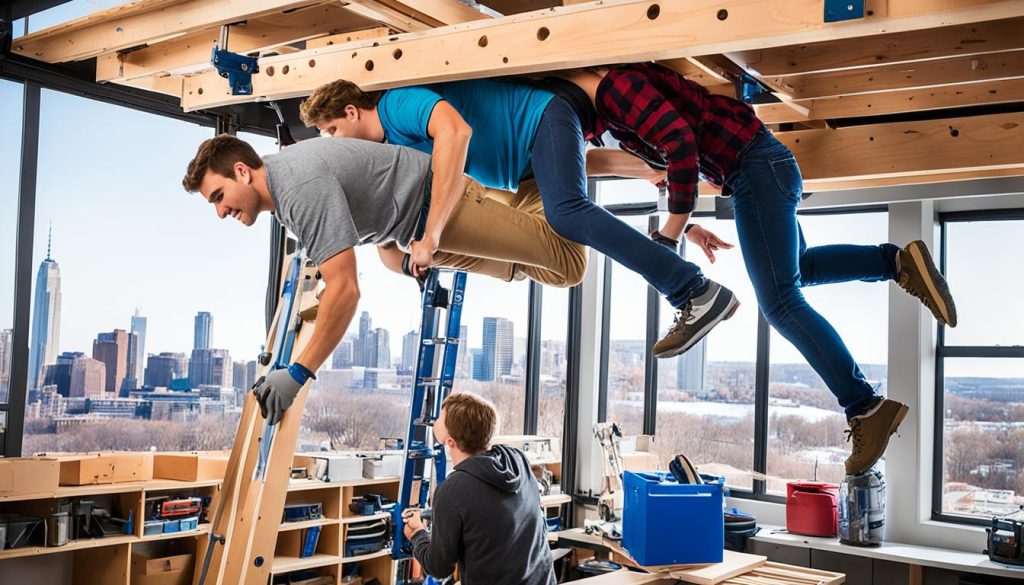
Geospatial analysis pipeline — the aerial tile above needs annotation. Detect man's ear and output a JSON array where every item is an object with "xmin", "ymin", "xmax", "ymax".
[
  {"xmin": 345, "ymin": 104, "xmax": 359, "ymax": 120},
  {"xmin": 234, "ymin": 161, "xmax": 251, "ymax": 184}
]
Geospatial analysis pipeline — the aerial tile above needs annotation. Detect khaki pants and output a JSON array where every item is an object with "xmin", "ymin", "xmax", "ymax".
[{"xmin": 430, "ymin": 178, "xmax": 588, "ymax": 288}]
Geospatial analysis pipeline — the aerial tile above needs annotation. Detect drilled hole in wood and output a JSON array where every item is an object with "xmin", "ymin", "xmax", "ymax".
[
  {"xmin": 478, "ymin": 35, "xmax": 488, "ymax": 47},
  {"xmin": 282, "ymin": 65, "xmax": 290, "ymax": 75},
  {"xmin": 365, "ymin": 60, "xmax": 374, "ymax": 71},
  {"xmin": 647, "ymin": 4, "xmax": 660, "ymax": 19},
  {"xmin": 309, "ymin": 59, "xmax": 316, "ymax": 68},
  {"xmin": 869, "ymin": 136, "xmax": 874, "ymax": 141},
  {"xmin": 503, "ymin": 57, "xmax": 509, "ymax": 64},
  {"xmin": 445, "ymin": 60, "xmax": 450, "ymax": 65},
  {"xmin": 266, "ymin": 66, "xmax": 275, "ymax": 76},
  {"xmin": 393, "ymin": 49, "xmax": 403, "ymax": 60},
  {"xmin": 717, "ymin": 9, "xmax": 728, "ymax": 20},
  {"xmin": 950, "ymin": 127, "xmax": 960, "ymax": 137},
  {"xmin": 537, "ymin": 27, "xmax": 550, "ymax": 41},
  {"xmin": 197, "ymin": 87, "xmax": 203, "ymax": 95}
]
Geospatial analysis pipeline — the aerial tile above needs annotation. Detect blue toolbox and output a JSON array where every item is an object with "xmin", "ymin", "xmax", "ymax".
[
  {"xmin": 344, "ymin": 517, "xmax": 390, "ymax": 557},
  {"xmin": 622, "ymin": 471, "xmax": 724, "ymax": 566},
  {"xmin": 283, "ymin": 503, "xmax": 322, "ymax": 523}
]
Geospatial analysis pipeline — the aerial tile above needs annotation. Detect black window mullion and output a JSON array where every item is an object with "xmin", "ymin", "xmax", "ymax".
[
  {"xmin": 643, "ymin": 216, "xmax": 660, "ymax": 435},
  {"xmin": 524, "ymin": 281, "xmax": 542, "ymax": 435},
  {"xmin": 753, "ymin": 311, "xmax": 771, "ymax": 497},
  {"xmin": 597, "ymin": 256, "xmax": 612, "ymax": 423}
]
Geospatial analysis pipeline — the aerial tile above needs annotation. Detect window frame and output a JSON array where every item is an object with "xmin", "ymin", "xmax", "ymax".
[
  {"xmin": 931, "ymin": 207, "xmax": 1024, "ymax": 527},
  {"xmin": 595, "ymin": 178, "xmax": 892, "ymax": 503}
]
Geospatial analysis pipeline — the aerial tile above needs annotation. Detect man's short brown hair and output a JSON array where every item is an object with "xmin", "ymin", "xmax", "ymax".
[
  {"xmin": 299, "ymin": 79, "xmax": 383, "ymax": 127},
  {"xmin": 442, "ymin": 392, "xmax": 498, "ymax": 454},
  {"xmin": 182, "ymin": 134, "xmax": 264, "ymax": 193}
]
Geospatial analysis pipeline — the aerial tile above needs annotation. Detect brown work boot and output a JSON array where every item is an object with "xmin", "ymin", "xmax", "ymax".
[
  {"xmin": 844, "ymin": 398, "xmax": 910, "ymax": 475},
  {"xmin": 897, "ymin": 240, "xmax": 958, "ymax": 327}
]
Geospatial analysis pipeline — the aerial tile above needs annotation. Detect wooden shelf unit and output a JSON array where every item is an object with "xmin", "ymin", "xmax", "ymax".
[{"xmin": 0, "ymin": 476, "xmax": 403, "ymax": 585}]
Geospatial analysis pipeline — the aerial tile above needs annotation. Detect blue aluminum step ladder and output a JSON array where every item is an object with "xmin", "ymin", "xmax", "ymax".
[{"xmin": 391, "ymin": 269, "xmax": 467, "ymax": 570}]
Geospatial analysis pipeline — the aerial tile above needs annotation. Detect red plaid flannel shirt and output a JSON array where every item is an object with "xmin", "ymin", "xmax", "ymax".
[{"xmin": 592, "ymin": 63, "xmax": 763, "ymax": 214}]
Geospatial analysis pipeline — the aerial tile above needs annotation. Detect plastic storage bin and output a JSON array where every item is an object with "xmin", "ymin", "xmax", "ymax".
[{"xmin": 622, "ymin": 471, "xmax": 724, "ymax": 566}]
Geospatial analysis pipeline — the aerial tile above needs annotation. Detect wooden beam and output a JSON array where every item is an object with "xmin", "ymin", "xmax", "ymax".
[
  {"xmin": 10, "ymin": 0, "xmax": 323, "ymax": 63},
  {"xmin": 767, "ymin": 49, "xmax": 1024, "ymax": 99},
  {"xmin": 95, "ymin": 4, "xmax": 376, "ymax": 82},
  {"xmin": 305, "ymin": 26, "xmax": 392, "ymax": 49},
  {"xmin": 179, "ymin": 0, "xmax": 1024, "ymax": 111},
  {"xmin": 754, "ymin": 101, "xmax": 811, "ymax": 123},
  {"xmin": 730, "ymin": 17, "xmax": 1024, "ymax": 77},
  {"xmin": 341, "ymin": 0, "xmax": 437, "ymax": 32},
  {"xmin": 803, "ymin": 77, "xmax": 1024, "ymax": 121},
  {"xmin": 803, "ymin": 167, "xmax": 1024, "ymax": 192},
  {"xmin": 777, "ymin": 111, "xmax": 1024, "ymax": 181},
  {"xmin": 375, "ymin": 0, "xmax": 489, "ymax": 25}
]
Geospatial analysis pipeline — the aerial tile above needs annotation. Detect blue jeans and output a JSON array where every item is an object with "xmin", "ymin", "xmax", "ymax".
[
  {"xmin": 529, "ymin": 98, "xmax": 707, "ymax": 308},
  {"xmin": 727, "ymin": 129, "xmax": 899, "ymax": 419}
]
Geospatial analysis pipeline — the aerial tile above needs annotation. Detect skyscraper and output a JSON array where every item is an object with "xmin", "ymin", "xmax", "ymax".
[
  {"xmin": 189, "ymin": 348, "xmax": 231, "ymax": 387},
  {"xmin": 401, "ymin": 330, "xmax": 419, "ymax": 374},
  {"xmin": 332, "ymin": 338, "xmax": 354, "ymax": 369},
  {"xmin": 194, "ymin": 311, "xmax": 213, "ymax": 350},
  {"xmin": 144, "ymin": 352, "xmax": 189, "ymax": 388},
  {"xmin": 43, "ymin": 351, "xmax": 83, "ymax": 397},
  {"xmin": 676, "ymin": 337, "xmax": 707, "ymax": 395},
  {"xmin": 28, "ymin": 227, "xmax": 62, "ymax": 391},
  {"xmin": 480, "ymin": 317, "xmax": 514, "ymax": 382},
  {"xmin": 130, "ymin": 308, "xmax": 147, "ymax": 382},
  {"xmin": 0, "ymin": 328, "xmax": 12, "ymax": 401},
  {"xmin": 93, "ymin": 329, "xmax": 129, "ymax": 393},
  {"xmin": 374, "ymin": 328, "xmax": 391, "ymax": 369},
  {"xmin": 69, "ymin": 355, "xmax": 106, "ymax": 398},
  {"xmin": 456, "ymin": 325, "xmax": 470, "ymax": 378},
  {"xmin": 356, "ymin": 311, "xmax": 372, "ymax": 367}
]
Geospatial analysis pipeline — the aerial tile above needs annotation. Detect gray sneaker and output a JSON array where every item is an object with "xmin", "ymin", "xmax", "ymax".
[{"xmin": 653, "ymin": 281, "xmax": 739, "ymax": 358}]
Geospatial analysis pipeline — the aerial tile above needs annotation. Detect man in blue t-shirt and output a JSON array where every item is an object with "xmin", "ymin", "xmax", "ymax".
[{"xmin": 300, "ymin": 78, "xmax": 738, "ymax": 358}]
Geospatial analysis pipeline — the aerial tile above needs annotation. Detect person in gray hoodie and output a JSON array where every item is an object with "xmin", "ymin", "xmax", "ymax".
[{"xmin": 402, "ymin": 392, "xmax": 555, "ymax": 585}]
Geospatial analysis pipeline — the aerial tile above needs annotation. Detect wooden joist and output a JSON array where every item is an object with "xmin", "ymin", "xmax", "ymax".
[
  {"xmin": 11, "ymin": 0, "xmax": 323, "ymax": 63},
  {"xmin": 778, "ymin": 111, "xmax": 1024, "ymax": 182},
  {"xmin": 757, "ymin": 77, "xmax": 1024, "ymax": 123},
  {"xmin": 178, "ymin": 0, "xmax": 1024, "ymax": 111},
  {"xmin": 95, "ymin": 4, "xmax": 376, "ymax": 82},
  {"xmin": 766, "ymin": 49, "xmax": 1024, "ymax": 100},
  {"xmin": 305, "ymin": 27, "xmax": 392, "ymax": 50},
  {"xmin": 730, "ymin": 16, "xmax": 1024, "ymax": 77}
]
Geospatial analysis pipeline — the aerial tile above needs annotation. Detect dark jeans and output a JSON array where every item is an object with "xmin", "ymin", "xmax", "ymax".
[
  {"xmin": 727, "ymin": 129, "xmax": 900, "ymax": 419},
  {"xmin": 530, "ymin": 97, "xmax": 707, "ymax": 308}
]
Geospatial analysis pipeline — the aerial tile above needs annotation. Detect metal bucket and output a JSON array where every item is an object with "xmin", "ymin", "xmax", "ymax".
[{"xmin": 838, "ymin": 467, "xmax": 886, "ymax": 546}]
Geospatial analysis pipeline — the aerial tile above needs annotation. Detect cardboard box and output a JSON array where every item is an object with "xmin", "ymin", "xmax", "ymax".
[
  {"xmin": 153, "ymin": 452, "xmax": 228, "ymax": 482},
  {"xmin": 0, "ymin": 458, "xmax": 59, "ymax": 499},
  {"xmin": 621, "ymin": 452, "xmax": 660, "ymax": 472},
  {"xmin": 57, "ymin": 452, "xmax": 154, "ymax": 486},
  {"xmin": 309, "ymin": 453, "xmax": 365, "ymax": 482},
  {"xmin": 131, "ymin": 552, "xmax": 193, "ymax": 585}
]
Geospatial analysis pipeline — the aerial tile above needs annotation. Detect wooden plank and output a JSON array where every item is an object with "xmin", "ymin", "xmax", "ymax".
[
  {"xmin": 766, "ymin": 49, "xmax": 1024, "ymax": 99},
  {"xmin": 778, "ymin": 111, "xmax": 1024, "ymax": 181},
  {"xmin": 753, "ymin": 102, "xmax": 811, "ymax": 124},
  {"xmin": 342, "ymin": 0, "xmax": 437, "ymax": 32},
  {"xmin": 730, "ymin": 16, "xmax": 1024, "ymax": 76},
  {"xmin": 95, "ymin": 4, "xmax": 375, "ymax": 81},
  {"xmin": 11, "ymin": 0, "xmax": 324, "ymax": 63},
  {"xmin": 114, "ymin": 73, "xmax": 185, "ymax": 97},
  {"xmin": 803, "ymin": 77, "xmax": 1024, "ymax": 121},
  {"xmin": 670, "ymin": 551, "xmax": 768, "ymax": 585},
  {"xmin": 376, "ymin": 0, "xmax": 490, "ymax": 25},
  {"xmin": 306, "ymin": 26, "xmax": 392, "ymax": 49},
  {"xmin": 180, "ymin": 0, "xmax": 1024, "ymax": 111}
]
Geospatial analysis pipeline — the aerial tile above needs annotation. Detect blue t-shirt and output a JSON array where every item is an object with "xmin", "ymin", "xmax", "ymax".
[{"xmin": 377, "ymin": 80, "xmax": 555, "ymax": 191}]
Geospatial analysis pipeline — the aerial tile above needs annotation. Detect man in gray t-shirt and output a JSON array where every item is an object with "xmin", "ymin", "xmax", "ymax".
[{"xmin": 182, "ymin": 134, "xmax": 586, "ymax": 424}]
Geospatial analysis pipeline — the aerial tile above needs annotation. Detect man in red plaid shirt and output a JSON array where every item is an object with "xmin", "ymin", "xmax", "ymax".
[{"xmin": 569, "ymin": 62, "xmax": 958, "ymax": 475}]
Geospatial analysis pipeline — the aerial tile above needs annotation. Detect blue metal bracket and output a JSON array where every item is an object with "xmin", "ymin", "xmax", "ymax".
[
  {"xmin": 211, "ymin": 25, "xmax": 259, "ymax": 95},
  {"xmin": 824, "ymin": 0, "xmax": 865, "ymax": 23},
  {"xmin": 734, "ymin": 72, "xmax": 772, "ymax": 105}
]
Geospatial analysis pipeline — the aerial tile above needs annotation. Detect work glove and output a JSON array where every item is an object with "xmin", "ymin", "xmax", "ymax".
[
  {"xmin": 252, "ymin": 363, "xmax": 314, "ymax": 425},
  {"xmin": 401, "ymin": 252, "xmax": 431, "ymax": 292},
  {"xmin": 650, "ymin": 229, "xmax": 679, "ymax": 253}
]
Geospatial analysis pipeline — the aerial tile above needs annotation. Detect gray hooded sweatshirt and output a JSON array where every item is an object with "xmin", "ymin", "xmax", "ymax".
[{"xmin": 411, "ymin": 445, "xmax": 556, "ymax": 585}]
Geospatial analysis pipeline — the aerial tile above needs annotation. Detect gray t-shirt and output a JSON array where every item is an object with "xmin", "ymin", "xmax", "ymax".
[{"xmin": 264, "ymin": 137, "xmax": 431, "ymax": 265}]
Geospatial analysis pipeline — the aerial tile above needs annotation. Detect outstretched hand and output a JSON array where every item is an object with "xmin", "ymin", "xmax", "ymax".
[
  {"xmin": 409, "ymin": 238, "xmax": 438, "ymax": 277},
  {"xmin": 685, "ymin": 224, "xmax": 734, "ymax": 263}
]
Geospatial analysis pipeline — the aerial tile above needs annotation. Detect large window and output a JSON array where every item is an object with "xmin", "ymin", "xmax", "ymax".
[
  {"xmin": 935, "ymin": 212, "xmax": 1024, "ymax": 522},
  {"xmin": 766, "ymin": 211, "xmax": 889, "ymax": 492},
  {"xmin": 655, "ymin": 218, "xmax": 758, "ymax": 491},
  {"xmin": 538, "ymin": 286, "xmax": 570, "ymax": 441},
  {"xmin": 22, "ymin": 92, "xmax": 269, "ymax": 453},
  {"xmin": 0, "ymin": 80, "xmax": 22, "ymax": 451}
]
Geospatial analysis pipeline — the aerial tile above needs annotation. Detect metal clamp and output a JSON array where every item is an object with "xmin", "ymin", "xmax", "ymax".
[
  {"xmin": 824, "ymin": 0, "xmax": 865, "ymax": 23},
  {"xmin": 211, "ymin": 25, "xmax": 259, "ymax": 95}
]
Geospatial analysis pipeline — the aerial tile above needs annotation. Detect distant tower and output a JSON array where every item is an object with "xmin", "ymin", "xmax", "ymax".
[
  {"xmin": 130, "ymin": 308, "xmax": 148, "ymax": 382},
  {"xmin": 194, "ymin": 311, "xmax": 213, "ymax": 350},
  {"xmin": 28, "ymin": 225, "xmax": 62, "ymax": 390}
]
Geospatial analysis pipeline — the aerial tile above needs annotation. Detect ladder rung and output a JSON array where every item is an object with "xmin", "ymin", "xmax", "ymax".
[{"xmin": 422, "ymin": 338, "xmax": 454, "ymax": 345}]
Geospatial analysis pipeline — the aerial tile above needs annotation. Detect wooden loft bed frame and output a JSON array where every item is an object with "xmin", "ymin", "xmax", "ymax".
[{"xmin": 10, "ymin": 0, "xmax": 1024, "ymax": 192}]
